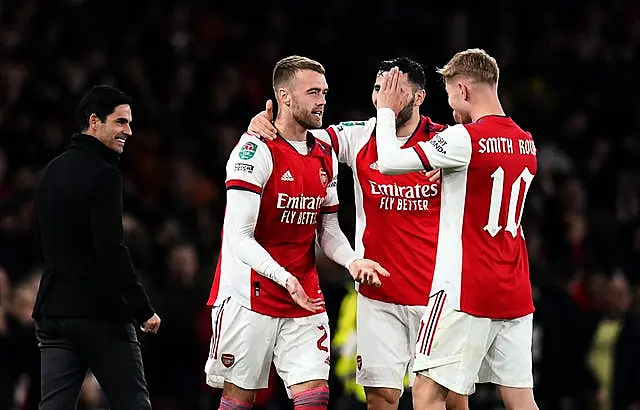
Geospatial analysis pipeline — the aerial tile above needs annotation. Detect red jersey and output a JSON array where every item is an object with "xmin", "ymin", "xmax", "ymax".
[
  {"xmin": 410, "ymin": 115, "xmax": 537, "ymax": 319},
  {"xmin": 207, "ymin": 133, "xmax": 339, "ymax": 318},
  {"xmin": 312, "ymin": 116, "xmax": 446, "ymax": 305}
]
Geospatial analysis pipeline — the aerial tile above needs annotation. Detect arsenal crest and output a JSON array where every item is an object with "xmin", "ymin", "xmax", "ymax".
[
  {"xmin": 221, "ymin": 353, "xmax": 235, "ymax": 368},
  {"xmin": 319, "ymin": 169, "xmax": 329, "ymax": 187}
]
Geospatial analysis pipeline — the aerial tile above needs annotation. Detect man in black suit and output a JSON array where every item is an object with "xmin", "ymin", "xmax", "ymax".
[{"xmin": 33, "ymin": 85, "xmax": 161, "ymax": 410}]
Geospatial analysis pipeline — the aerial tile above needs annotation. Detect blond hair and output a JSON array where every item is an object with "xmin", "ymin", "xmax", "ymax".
[
  {"xmin": 272, "ymin": 55, "xmax": 325, "ymax": 91},
  {"xmin": 436, "ymin": 48, "xmax": 499, "ymax": 85}
]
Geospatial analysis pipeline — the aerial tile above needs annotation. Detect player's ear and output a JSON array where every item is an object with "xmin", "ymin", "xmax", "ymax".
[
  {"xmin": 414, "ymin": 89, "xmax": 426, "ymax": 107},
  {"xmin": 89, "ymin": 113, "xmax": 101, "ymax": 131},
  {"xmin": 278, "ymin": 87, "xmax": 291, "ymax": 107},
  {"xmin": 458, "ymin": 82, "xmax": 469, "ymax": 102}
]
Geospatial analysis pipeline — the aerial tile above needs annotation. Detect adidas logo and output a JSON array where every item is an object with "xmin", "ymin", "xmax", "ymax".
[
  {"xmin": 281, "ymin": 170, "xmax": 294, "ymax": 181},
  {"xmin": 369, "ymin": 162, "xmax": 379, "ymax": 170}
]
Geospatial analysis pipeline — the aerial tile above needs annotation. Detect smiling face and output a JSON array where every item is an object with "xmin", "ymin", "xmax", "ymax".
[
  {"xmin": 280, "ymin": 69, "xmax": 328, "ymax": 129},
  {"xmin": 92, "ymin": 104, "xmax": 132, "ymax": 153}
]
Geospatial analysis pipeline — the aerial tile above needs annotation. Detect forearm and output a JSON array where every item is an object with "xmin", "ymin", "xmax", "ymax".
[
  {"xmin": 317, "ymin": 213, "xmax": 359, "ymax": 268},
  {"xmin": 226, "ymin": 190, "xmax": 292, "ymax": 287},
  {"xmin": 376, "ymin": 108, "xmax": 428, "ymax": 175}
]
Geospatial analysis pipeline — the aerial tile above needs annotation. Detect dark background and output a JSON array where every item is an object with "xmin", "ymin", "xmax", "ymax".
[{"xmin": 1, "ymin": 0, "xmax": 640, "ymax": 409}]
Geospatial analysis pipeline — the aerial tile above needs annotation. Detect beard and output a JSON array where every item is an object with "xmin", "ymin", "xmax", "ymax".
[
  {"xmin": 396, "ymin": 95, "xmax": 415, "ymax": 129},
  {"xmin": 292, "ymin": 101, "xmax": 323, "ymax": 129}
]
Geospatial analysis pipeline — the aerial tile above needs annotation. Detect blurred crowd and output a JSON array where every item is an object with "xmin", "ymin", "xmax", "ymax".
[{"xmin": 1, "ymin": 0, "xmax": 640, "ymax": 409}]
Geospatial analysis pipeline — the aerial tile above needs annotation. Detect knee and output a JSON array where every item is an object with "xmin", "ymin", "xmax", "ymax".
[
  {"xmin": 445, "ymin": 392, "xmax": 468, "ymax": 410},
  {"xmin": 498, "ymin": 387, "xmax": 538, "ymax": 410},
  {"xmin": 222, "ymin": 381, "xmax": 257, "ymax": 404},
  {"xmin": 364, "ymin": 387, "xmax": 400, "ymax": 409},
  {"xmin": 412, "ymin": 374, "xmax": 447, "ymax": 409}
]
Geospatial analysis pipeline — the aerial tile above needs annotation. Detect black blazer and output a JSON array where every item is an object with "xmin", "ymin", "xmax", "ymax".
[{"xmin": 32, "ymin": 133, "xmax": 154, "ymax": 323}]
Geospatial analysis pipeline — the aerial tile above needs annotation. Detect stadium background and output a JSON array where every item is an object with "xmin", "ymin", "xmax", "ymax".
[{"xmin": 1, "ymin": 0, "xmax": 639, "ymax": 409}]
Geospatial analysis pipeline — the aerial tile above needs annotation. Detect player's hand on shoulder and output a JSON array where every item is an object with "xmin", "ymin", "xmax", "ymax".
[
  {"xmin": 140, "ymin": 313, "xmax": 161, "ymax": 334},
  {"xmin": 285, "ymin": 276, "xmax": 325, "ymax": 313},
  {"xmin": 247, "ymin": 100, "xmax": 278, "ymax": 141},
  {"xmin": 377, "ymin": 66, "xmax": 412, "ymax": 116},
  {"xmin": 348, "ymin": 259, "xmax": 390, "ymax": 288}
]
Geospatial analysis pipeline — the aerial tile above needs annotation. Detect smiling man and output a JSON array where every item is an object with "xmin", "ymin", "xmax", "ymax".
[{"xmin": 33, "ymin": 85, "xmax": 160, "ymax": 410}]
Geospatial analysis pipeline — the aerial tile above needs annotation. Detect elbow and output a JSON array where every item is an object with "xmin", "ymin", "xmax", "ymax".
[{"xmin": 228, "ymin": 231, "xmax": 252, "ymax": 261}]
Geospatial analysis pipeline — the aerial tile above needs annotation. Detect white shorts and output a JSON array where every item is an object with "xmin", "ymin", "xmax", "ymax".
[
  {"xmin": 413, "ymin": 291, "xmax": 534, "ymax": 395},
  {"xmin": 204, "ymin": 297, "xmax": 331, "ymax": 390},
  {"xmin": 356, "ymin": 293, "xmax": 427, "ymax": 390}
]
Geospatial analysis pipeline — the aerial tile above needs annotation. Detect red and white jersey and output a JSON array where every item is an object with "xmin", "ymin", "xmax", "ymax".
[
  {"xmin": 312, "ymin": 116, "xmax": 446, "ymax": 306},
  {"xmin": 208, "ymin": 133, "xmax": 339, "ymax": 318},
  {"xmin": 412, "ymin": 115, "xmax": 537, "ymax": 319}
]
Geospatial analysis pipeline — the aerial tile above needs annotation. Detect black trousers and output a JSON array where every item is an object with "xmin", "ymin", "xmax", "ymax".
[{"xmin": 35, "ymin": 317, "xmax": 151, "ymax": 410}]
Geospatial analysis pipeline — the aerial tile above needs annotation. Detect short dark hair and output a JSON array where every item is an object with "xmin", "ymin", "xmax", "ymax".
[
  {"xmin": 377, "ymin": 57, "xmax": 426, "ymax": 90},
  {"xmin": 77, "ymin": 85, "xmax": 132, "ymax": 131},
  {"xmin": 272, "ymin": 55, "xmax": 325, "ymax": 92}
]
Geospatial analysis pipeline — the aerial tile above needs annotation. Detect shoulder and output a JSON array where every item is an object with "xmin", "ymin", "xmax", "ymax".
[
  {"xmin": 434, "ymin": 124, "xmax": 471, "ymax": 140},
  {"xmin": 237, "ymin": 133, "xmax": 271, "ymax": 151},
  {"xmin": 425, "ymin": 117, "xmax": 448, "ymax": 133},
  {"xmin": 312, "ymin": 135, "xmax": 334, "ymax": 156},
  {"xmin": 311, "ymin": 118, "xmax": 375, "ymax": 155},
  {"xmin": 335, "ymin": 118, "xmax": 376, "ymax": 135},
  {"xmin": 231, "ymin": 133, "xmax": 272, "ymax": 161}
]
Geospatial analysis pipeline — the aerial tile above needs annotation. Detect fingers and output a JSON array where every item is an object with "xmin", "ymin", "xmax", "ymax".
[
  {"xmin": 140, "ymin": 323, "xmax": 158, "ymax": 334},
  {"xmin": 359, "ymin": 271, "xmax": 381, "ymax": 287},
  {"xmin": 290, "ymin": 282, "xmax": 325, "ymax": 313},
  {"xmin": 140, "ymin": 315, "xmax": 161, "ymax": 334},
  {"xmin": 257, "ymin": 118, "xmax": 277, "ymax": 140},
  {"xmin": 379, "ymin": 71, "xmax": 389, "ymax": 91},
  {"xmin": 427, "ymin": 169, "xmax": 441, "ymax": 182},
  {"xmin": 248, "ymin": 114, "xmax": 278, "ymax": 140},
  {"xmin": 301, "ymin": 297, "xmax": 325, "ymax": 313},
  {"xmin": 265, "ymin": 99, "xmax": 274, "ymax": 119},
  {"xmin": 375, "ymin": 263, "xmax": 391, "ymax": 277},
  {"xmin": 390, "ymin": 67, "xmax": 400, "ymax": 91}
]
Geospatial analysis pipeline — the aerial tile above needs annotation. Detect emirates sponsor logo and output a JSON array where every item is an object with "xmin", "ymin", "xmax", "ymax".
[
  {"xmin": 369, "ymin": 181, "xmax": 439, "ymax": 211},
  {"xmin": 277, "ymin": 193, "xmax": 324, "ymax": 225}
]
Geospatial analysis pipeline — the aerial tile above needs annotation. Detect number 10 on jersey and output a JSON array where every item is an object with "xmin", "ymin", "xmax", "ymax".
[{"xmin": 484, "ymin": 167, "xmax": 534, "ymax": 238}]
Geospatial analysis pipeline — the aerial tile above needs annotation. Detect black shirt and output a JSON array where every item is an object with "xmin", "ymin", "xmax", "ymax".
[{"xmin": 32, "ymin": 133, "xmax": 154, "ymax": 323}]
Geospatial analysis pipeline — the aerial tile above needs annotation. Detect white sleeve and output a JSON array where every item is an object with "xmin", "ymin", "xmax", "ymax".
[
  {"xmin": 415, "ymin": 125, "xmax": 472, "ymax": 170},
  {"xmin": 311, "ymin": 118, "xmax": 375, "ymax": 167},
  {"xmin": 319, "ymin": 149, "xmax": 340, "ymax": 213},
  {"xmin": 225, "ymin": 134, "xmax": 273, "ymax": 193},
  {"xmin": 375, "ymin": 108, "xmax": 428, "ymax": 175},
  {"xmin": 316, "ymin": 212, "xmax": 359, "ymax": 269},
  {"xmin": 224, "ymin": 134, "xmax": 290, "ymax": 288},
  {"xmin": 224, "ymin": 190, "xmax": 292, "ymax": 287},
  {"xmin": 376, "ymin": 108, "xmax": 471, "ymax": 175}
]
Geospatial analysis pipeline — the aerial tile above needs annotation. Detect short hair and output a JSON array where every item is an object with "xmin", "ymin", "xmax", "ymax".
[
  {"xmin": 436, "ymin": 48, "xmax": 499, "ymax": 85},
  {"xmin": 377, "ymin": 57, "xmax": 426, "ymax": 90},
  {"xmin": 272, "ymin": 56, "xmax": 325, "ymax": 92},
  {"xmin": 77, "ymin": 85, "xmax": 132, "ymax": 131}
]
